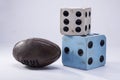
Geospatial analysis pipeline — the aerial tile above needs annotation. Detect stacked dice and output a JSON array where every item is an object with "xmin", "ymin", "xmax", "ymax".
[{"xmin": 60, "ymin": 8, "xmax": 106, "ymax": 70}]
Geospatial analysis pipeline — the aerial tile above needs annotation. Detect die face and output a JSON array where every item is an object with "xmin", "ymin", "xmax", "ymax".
[
  {"xmin": 62, "ymin": 34, "xmax": 106, "ymax": 70},
  {"xmin": 62, "ymin": 36, "xmax": 87, "ymax": 69},
  {"xmin": 84, "ymin": 8, "xmax": 91, "ymax": 34},
  {"xmin": 60, "ymin": 8, "xmax": 91, "ymax": 36},
  {"xmin": 86, "ymin": 34, "xmax": 106, "ymax": 69}
]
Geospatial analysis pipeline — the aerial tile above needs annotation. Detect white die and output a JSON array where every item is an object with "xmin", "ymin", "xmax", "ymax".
[{"xmin": 60, "ymin": 8, "xmax": 91, "ymax": 35}]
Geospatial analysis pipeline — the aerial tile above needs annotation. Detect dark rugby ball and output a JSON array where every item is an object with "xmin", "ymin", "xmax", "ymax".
[{"xmin": 13, "ymin": 38, "xmax": 61, "ymax": 67}]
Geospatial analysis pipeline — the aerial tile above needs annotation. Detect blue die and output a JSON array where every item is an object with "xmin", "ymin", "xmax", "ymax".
[{"xmin": 62, "ymin": 34, "xmax": 106, "ymax": 70}]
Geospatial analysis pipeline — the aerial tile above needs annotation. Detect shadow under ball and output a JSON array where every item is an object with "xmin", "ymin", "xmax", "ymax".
[{"xmin": 13, "ymin": 38, "xmax": 61, "ymax": 67}]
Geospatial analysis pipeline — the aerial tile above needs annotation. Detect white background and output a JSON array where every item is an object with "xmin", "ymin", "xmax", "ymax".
[{"xmin": 0, "ymin": 0, "xmax": 120, "ymax": 80}]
